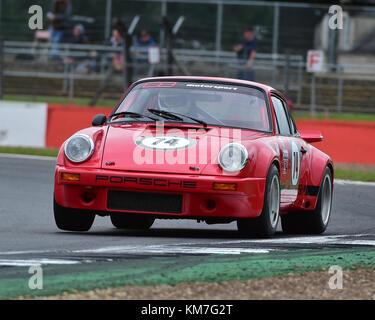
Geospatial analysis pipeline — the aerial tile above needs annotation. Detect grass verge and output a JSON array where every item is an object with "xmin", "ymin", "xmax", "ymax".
[
  {"xmin": 334, "ymin": 168, "xmax": 375, "ymax": 182},
  {"xmin": 1, "ymin": 248, "xmax": 374, "ymax": 299},
  {"xmin": 3, "ymin": 95, "xmax": 117, "ymax": 108},
  {"xmin": 0, "ymin": 146, "xmax": 58, "ymax": 157},
  {"xmin": 35, "ymin": 267, "xmax": 375, "ymax": 300},
  {"xmin": 294, "ymin": 112, "xmax": 375, "ymax": 122}
]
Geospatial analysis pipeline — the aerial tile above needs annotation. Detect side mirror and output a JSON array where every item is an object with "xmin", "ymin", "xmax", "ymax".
[
  {"xmin": 299, "ymin": 129, "xmax": 323, "ymax": 143},
  {"xmin": 92, "ymin": 114, "xmax": 107, "ymax": 126}
]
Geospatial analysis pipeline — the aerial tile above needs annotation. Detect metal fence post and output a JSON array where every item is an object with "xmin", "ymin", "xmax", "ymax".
[
  {"xmin": 160, "ymin": 0, "xmax": 167, "ymax": 48},
  {"xmin": 0, "ymin": 39, "xmax": 3, "ymax": 100},
  {"xmin": 68, "ymin": 63, "xmax": 74, "ymax": 105},
  {"xmin": 272, "ymin": 3, "xmax": 280, "ymax": 55},
  {"xmin": 296, "ymin": 61, "xmax": 302, "ymax": 106},
  {"xmin": 215, "ymin": 1, "xmax": 223, "ymax": 55},
  {"xmin": 0, "ymin": 0, "xmax": 2, "ymax": 40},
  {"xmin": 104, "ymin": 0, "xmax": 112, "ymax": 40},
  {"xmin": 310, "ymin": 73, "xmax": 316, "ymax": 117},
  {"xmin": 271, "ymin": 3, "xmax": 280, "ymax": 87},
  {"xmin": 337, "ymin": 64, "xmax": 343, "ymax": 112},
  {"xmin": 283, "ymin": 54, "xmax": 290, "ymax": 96}
]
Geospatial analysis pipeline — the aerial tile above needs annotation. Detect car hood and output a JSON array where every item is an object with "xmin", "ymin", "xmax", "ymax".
[{"xmin": 101, "ymin": 123, "xmax": 268, "ymax": 174}]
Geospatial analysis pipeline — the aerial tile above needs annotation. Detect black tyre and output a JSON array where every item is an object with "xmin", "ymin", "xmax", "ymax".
[
  {"xmin": 110, "ymin": 213, "xmax": 155, "ymax": 230},
  {"xmin": 237, "ymin": 164, "xmax": 280, "ymax": 238},
  {"xmin": 281, "ymin": 167, "xmax": 333, "ymax": 234},
  {"xmin": 54, "ymin": 198, "xmax": 95, "ymax": 231}
]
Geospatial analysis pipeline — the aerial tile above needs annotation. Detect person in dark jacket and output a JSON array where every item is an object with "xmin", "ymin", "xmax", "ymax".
[
  {"xmin": 47, "ymin": 0, "xmax": 72, "ymax": 59},
  {"xmin": 233, "ymin": 27, "xmax": 258, "ymax": 81},
  {"xmin": 69, "ymin": 24, "xmax": 88, "ymax": 44}
]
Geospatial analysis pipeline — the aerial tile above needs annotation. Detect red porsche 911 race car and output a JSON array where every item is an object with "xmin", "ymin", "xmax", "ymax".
[{"xmin": 54, "ymin": 76, "xmax": 333, "ymax": 237}]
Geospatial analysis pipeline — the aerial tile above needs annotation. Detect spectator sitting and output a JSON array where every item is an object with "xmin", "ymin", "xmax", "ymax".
[
  {"xmin": 233, "ymin": 27, "xmax": 257, "ymax": 81},
  {"xmin": 136, "ymin": 30, "xmax": 156, "ymax": 47},
  {"xmin": 65, "ymin": 24, "xmax": 92, "ymax": 73},
  {"xmin": 69, "ymin": 24, "xmax": 88, "ymax": 44}
]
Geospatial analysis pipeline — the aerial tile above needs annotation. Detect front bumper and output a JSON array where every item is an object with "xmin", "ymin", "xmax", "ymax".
[{"xmin": 54, "ymin": 166, "xmax": 266, "ymax": 219}]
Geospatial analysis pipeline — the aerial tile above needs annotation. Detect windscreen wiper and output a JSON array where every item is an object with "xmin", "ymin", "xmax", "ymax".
[
  {"xmin": 147, "ymin": 108, "xmax": 207, "ymax": 127},
  {"xmin": 147, "ymin": 109, "xmax": 184, "ymax": 121},
  {"xmin": 109, "ymin": 111, "xmax": 159, "ymax": 122}
]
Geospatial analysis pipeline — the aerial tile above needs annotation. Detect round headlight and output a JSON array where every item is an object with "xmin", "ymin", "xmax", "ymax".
[
  {"xmin": 64, "ymin": 134, "xmax": 94, "ymax": 163},
  {"xmin": 218, "ymin": 143, "xmax": 248, "ymax": 173}
]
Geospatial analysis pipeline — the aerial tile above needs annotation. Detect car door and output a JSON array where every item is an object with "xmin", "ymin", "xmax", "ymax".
[
  {"xmin": 284, "ymin": 102, "xmax": 309, "ymax": 202},
  {"xmin": 271, "ymin": 95, "xmax": 305, "ymax": 204}
]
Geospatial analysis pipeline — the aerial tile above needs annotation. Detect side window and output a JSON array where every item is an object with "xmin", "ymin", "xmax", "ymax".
[
  {"xmin": 285, "ymin": 106, "xmax": 298, "ymax": 135},
  {"xmin": 272, "ymin": 96, "xmax": 291, "ymax": 135},
  {"xmin": 289, "ymin": 115, "xmax": 298, "ymax": 135}
]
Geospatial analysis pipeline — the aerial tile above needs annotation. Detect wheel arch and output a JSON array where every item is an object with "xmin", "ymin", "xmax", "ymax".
[{"xmin": 308, "ymin": 146, "xmax": 334, "ymax": 189}]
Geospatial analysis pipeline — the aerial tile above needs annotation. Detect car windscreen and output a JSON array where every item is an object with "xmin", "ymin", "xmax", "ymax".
[{"xmin": 113, "ymin": 81, "xmax": 271, "ymax": 132}]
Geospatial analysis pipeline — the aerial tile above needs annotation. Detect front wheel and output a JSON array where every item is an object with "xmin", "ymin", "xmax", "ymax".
[
  {"xmin": 54, "ymin": 198, "xmax": 95, "ymax": 231},
  {"xmin": 281, "ymin": 167, "xmax": 333, "ymax": 234},
  {"xmin": 110, "ymin": 213, "xmax": 155, "ymax": 230},
  {"xmin": 237, "ymin": 164, "xmax": 280, "ymax": 238}
]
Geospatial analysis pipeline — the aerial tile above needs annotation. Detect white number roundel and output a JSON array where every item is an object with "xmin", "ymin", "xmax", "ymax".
[
  {"xmin": 291, "ymin": 141, "xmax": 301, "ymax": 186},
  {"xmin": 136, "ymin": 135, "xmax": 196, "ymax": 150}
]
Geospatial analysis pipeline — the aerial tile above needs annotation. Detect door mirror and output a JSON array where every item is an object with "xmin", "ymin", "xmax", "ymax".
[
  {"xmin": 299, "ymin": 129, "xmax": 323, "ymax": 143},
  {"xmin": 92, "ymin": 114, "xmax": 107, "ymax": 126}
]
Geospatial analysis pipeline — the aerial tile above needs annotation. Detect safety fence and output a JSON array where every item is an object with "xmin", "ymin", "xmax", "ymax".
[
  {"xmin": 1, "ymin": 41, "xmax": 375, "ymax": 114},
  {"xmin": 0, "ymin": 40, "xmax": 303, "ymax": 103}
]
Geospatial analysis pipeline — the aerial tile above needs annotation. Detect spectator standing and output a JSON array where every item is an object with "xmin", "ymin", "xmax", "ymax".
[
  {"xmin": 110, "ymin": 28, "xmax": 125, "ymax": 73},
  {"xmin": 233, "ymin": 27, "xmax": 257, "ymax": 81},
  {"xmin": 110, "ymin": 28, "xmax": 124, "ymax": 47},
  {"xmin": 47, "ymin": 0, "xmax": 72, "ymax": 59},
  {"xmin": 134, "ymin": 30, "xmax": 157, "ymax": 72}
]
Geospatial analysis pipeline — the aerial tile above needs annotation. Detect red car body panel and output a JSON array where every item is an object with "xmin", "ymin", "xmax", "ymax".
[{"xmin": 54, "ymin": 76, "xmax": 333, "ymax": 220}]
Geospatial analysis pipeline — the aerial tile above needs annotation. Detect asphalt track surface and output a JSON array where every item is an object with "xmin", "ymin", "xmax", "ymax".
[{"xmin": 0, "ymin": 154, "xmax": 374, "ymax": 265}]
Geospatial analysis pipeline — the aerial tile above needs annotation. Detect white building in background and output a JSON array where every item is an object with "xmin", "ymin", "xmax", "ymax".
[{"xmin": 314, "ymin": 11, "xmax": 375, "ymax": 73}]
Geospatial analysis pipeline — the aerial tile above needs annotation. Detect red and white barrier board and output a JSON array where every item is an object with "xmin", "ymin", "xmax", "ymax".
[
  {"xmin": 0, "ymin": 101, "xmax": 47, "ymax": 148},
  {"xmin": 0, "ymin": 100, "xmax": 374, "ymax": 165}
]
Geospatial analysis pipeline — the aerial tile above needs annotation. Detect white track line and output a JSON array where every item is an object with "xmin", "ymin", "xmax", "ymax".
[
  {"xmin": 0, "ymin": 235, "xmax": 374, "ymax": 264},
  {"xmin": 75, "ymin": 245, "xmax": 271, "ymax": 255},
  {"xmin": 74, "ymin": 234, "xmax": 375, "ymax": 255},
  {"xmin": 0, "ymin": 258, "xmax": 80, "ymax": 267},
  {"xmin": 334, "ymin": 179, "xmax": 375, "ymax": 187}
]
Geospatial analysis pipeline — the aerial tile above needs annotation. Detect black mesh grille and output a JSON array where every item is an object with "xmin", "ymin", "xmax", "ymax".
[{"xmin": 107, "ymin": 190, "xmax": 183, "ymax": 213}]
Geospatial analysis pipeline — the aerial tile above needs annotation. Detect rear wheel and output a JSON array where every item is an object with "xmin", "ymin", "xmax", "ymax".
[
  {"xmin": 237, "ymin": 164, "xmax": 280, "ymax": 238},
  {"xmin": 110, "ymin": 213, "xmax": 155, "ymax": 230},
  {"xmin": 54, "ymin": 198, "xmax": 95, "ymax": 232},
  {"xmin": 281, "ymin": 167, "xmax": 333, "ymax": 234}
]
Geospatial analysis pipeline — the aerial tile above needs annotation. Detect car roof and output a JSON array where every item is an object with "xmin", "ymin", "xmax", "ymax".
[{"xmin": 135, "ymin": 76, "xmax": 277, "ymax": 94}]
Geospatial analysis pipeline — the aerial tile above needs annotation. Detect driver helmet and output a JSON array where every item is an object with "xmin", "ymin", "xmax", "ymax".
[{"xmin": 157, "ymin": 90, "xmax": 190, "ymax": 113}]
